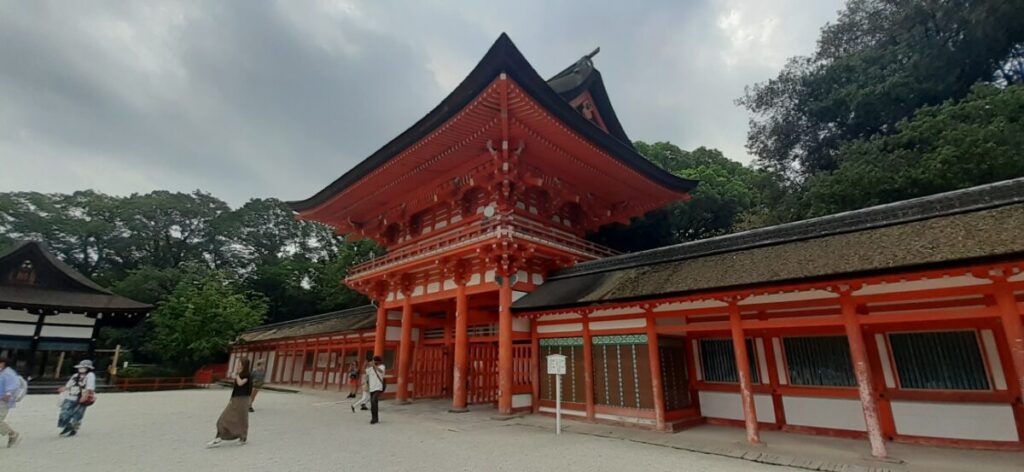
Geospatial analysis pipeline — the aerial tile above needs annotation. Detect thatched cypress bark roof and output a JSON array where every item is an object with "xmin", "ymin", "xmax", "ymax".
[
  {"xmin": 238, "ymin": 305, "xmax": 376, "ymax": 343},
  {"xmin": 514, "ymin": 178, "xmax": 1024, "ymax": 311}
]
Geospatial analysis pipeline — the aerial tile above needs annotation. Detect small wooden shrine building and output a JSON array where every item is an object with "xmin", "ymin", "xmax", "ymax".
[
  {"xmin": 232, "ymin": 34, "xmax": 1024, "ymax": 455},
  {"xmin": 0, "ymin": 241, "xmax": 152, "ymax": 379}
]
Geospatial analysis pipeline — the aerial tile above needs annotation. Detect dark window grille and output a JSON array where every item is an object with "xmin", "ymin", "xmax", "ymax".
[
  {"xmin": 783, "ymin": 336, "xmax": 857, "ymax": 387},
  {"xmin": 699, "ymin": 338, "xmax": 759, "ymax": 384},
  {"xmin": 889, "ymin": 331, "xmax": 990, "ymax": 390}
]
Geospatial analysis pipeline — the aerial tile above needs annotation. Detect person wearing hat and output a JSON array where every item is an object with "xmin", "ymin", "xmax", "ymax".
[{"xmin": 57, "ymin": 359, "xmax": 97, "ymax": 437}]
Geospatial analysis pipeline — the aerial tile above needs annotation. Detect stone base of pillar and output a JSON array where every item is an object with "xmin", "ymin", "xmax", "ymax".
[{"xmin": 447, "ymin": 408, "xmax": 469, "ymax": 414}]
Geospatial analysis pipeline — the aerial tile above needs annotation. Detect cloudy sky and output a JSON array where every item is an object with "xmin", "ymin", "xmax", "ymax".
[{"xmin": 0, "ymin": 0, "xmax": 844, "ymax": 207}]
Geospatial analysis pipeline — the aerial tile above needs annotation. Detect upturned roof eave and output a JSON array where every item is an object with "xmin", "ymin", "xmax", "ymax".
[{"xmin": 287, "ymin": 33, "xmax": 696, "ymax": 215}]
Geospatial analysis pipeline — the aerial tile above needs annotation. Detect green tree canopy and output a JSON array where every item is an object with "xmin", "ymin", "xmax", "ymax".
[
  {"xmin": 740, "ymin": 0, "xmax": 1024, "ymax": 176},
  {"xmin": 798, "ymin": 83, "xmax": 1024, "ymax": 217},
  {"xmin": 148, "ymin": 270, "xmax": 267, "ymax": 371},
  {"xmin": 590, "ymin": 142, "xmax": 772, "ymax": 250}
]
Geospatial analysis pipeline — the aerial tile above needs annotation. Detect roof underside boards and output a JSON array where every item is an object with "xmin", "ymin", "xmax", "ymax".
[
  {"xmin": 288, "ymin": 33, "xmax": 695, "ymax": 216},
  {"xmin": 513, "ymin": 178, "xmax": 1024, "ymax": 311},
  {"xmin": 238, "ymin": 305, "xmax": 377, "ymax": 343},
  {"xmin": 0, "ymin": 241, "xmax": 152, "ymax": 314}
]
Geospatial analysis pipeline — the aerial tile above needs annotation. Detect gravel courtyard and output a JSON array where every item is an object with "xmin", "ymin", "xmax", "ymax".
[{"xmin": 1, "ymin": 388, "xmax": 795, "ymax": 472}]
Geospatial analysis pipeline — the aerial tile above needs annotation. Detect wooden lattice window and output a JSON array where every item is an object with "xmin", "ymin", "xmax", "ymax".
[
  {"xmin": 539, "ymin": 337, "xmax": 585, "ymax": 404},
  {"xmin": 889, "ymin": 331, "xmax": 990, "ymax": 390},
  {"xmin": 699, "ymin": 338, "xmax": 759, "ymax": 384},
  {"xmin": 592, "ymin": 334, "xmax": 654, "ymax": 410},
  {"xmin": 783, "ymin": 336, "xmax": 857, "ymax": 387}
]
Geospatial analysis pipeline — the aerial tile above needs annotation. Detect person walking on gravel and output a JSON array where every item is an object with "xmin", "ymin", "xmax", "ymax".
[
  {"xmin": 0, "ymin": 357, "xmax": 23, "ymax": 447},
  {"xmin": 367, "ymin": 356, "xmax": 386, "ymax": 425},
  {"xmin": 208, "ymin": 358, "xmax": 251, "ymax": 448},
  {"xmin": 57, "ymin": 359, "xmax": 97, "ymax": 437}
]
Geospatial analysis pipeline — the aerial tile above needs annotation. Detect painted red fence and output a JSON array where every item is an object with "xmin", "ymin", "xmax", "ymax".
[{"xmin": 116, "ymin": 377, "xmax": 202, "ymax": 391}]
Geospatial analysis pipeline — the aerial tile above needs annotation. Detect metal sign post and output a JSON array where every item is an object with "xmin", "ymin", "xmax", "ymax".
[{"xmin": 546, "ymin": 353, "xmax": 567, "ymax": 435}]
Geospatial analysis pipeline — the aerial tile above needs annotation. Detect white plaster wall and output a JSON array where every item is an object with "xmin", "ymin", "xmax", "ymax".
[
  {"xmin": 740, "ymin": 290, "xmax": 836, "ymax": 305},
  {"xmin": 512, "ymin": 290, "xmax": 528, "ymax": 302},
  {"xmin": 654, "ymin": 299, "xmax": 726, "ymax": 312},
  {"xmin": 386, "ymin": 326, "xmax": 402, "ymax": 341},
  {"xmin": 698, "ymin": 391, "xmax": 774, "ymax": 423},
  {"xmin": 0, "ymin": 322, "xmax": 36, "ymax": 337},
  {"xmin": 531, "ymin": 273, "xmax": 544, "ymax": 285},
  {"xmin": 783, "ymin": 396, "xmax": 866, "ymax": 431},
  {"xmin": 282, "ymin": 356, "xmax": 294, "ymax": 382},
  {"xmin": 512, "ymin": 393, "xmax": 532, "ymax": 409},
  {"xmin": 427, "ymin": 282, "xmax": 440, "ymax": 293},
  {"xmin": 854, "ymin": 275, "xmax": 990, "ymax": 296},
  {"xmin": 537, "ymin": 323, "xmax": 583, "ymax": 333},
  {"xmin": 980, "ymin": 329, "xmax": 1007, "ymax": 390},
  {"xmin": 443, "ymin": 279, "xmax": 456, "ymax": 290},
  {"xmin": 469, "ymin": 273, "xmax": 482, "ymax": 286},
  {"xmin": 891, "ymin": 401, "xmax": 1019, "ymax": 441},
  {"xmin": 0, "ymin": 309, "xmax": 38, "ymax": 323},
  {"xmin": 589, "ymin": 318, "xmax": 645, "ymax": 331},
  {"xmin": 539, "ymin": 406, "xmax": 586, "ymax": 417},
  {"xmin": 512, "ymin": 318, "xmax": 530, "ymax": 333},
  {"xmin": 538, "ymin": 313, "xmax": 582, "ymax": 322},
  {"xmin": 590, "ymin": 307, "xmax": 645, "ymax": 317},
  {"xmin": 265, "ymin": 352, "xmax": 276, "ymax": 382},
  {"xmin": 45, "ymin": 313, "xmax": 96, "ymax": 326},
  {"xmin": 40, "ymin": 325, "xmax": 93, "ymax": 339}
]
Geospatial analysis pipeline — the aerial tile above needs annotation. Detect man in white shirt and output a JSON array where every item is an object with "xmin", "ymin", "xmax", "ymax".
[
  {"xmin": 0, "ymin": 357, "xmax": 22, "ymax": 447},
  {"xmin": 366, "ymin": 356, "xmax": 386, "ymax": 425}
]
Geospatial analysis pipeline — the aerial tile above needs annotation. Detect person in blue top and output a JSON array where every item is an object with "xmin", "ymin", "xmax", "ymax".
[{"xmin": 0, "ymin": 357, "xmax": 22, "ymax": 448}]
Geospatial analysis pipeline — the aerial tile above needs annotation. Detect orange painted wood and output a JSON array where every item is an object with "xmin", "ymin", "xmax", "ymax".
[
  {"xmin": 498, "ymin": 279, "xmax": 513, "ymax": 415},
  {"xmin": 452, "ymin": 283, "xmax": 469, "ymax": 410},
  {"xmin": 840, "ymin": 292, "xmax": 888, "ymax": 459},
  {"xmin": 728, "ymin": 301, "xmax": 760, "ymax": 444},
  {"xmin": 397, "ymin": 297, "xmax": 413, "ymax": 402}
]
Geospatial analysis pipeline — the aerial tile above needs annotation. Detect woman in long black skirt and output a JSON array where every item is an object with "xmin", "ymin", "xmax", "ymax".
[{"xmin": 207, "ymin": 358, "xmax": 251, "ymax": 447}]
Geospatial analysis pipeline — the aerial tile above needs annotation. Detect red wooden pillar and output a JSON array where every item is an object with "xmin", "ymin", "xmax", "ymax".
[
  {"xmin": 374, "ymin": 302, "xmax": 387, "ymax": 358},
  {"xmin": 451, "ymin": 282, "xmax": 469, "ymax": 412},
  {"xmin": 728, "ymin": 300, "xmax": 759, "ymax": 444},
  {"xmin": 397, "ymin": 295, "xmax": 413, "ymax": 403},
  {"xmin": 645, "ymin": 308, "xmax": 667, "ymax": 431},
  {"xmin": 582, "ymin": 313, "xmax": 595, "ymax": 420},
  {"xmin": 531, "ymin": 321, "xmax": 540, "ymax": 413},
  {"xmin": 498, "ymin": 277, "xmax": 513, "ymax": 415},
  {"xmin": 839, "ymin": 291, "xmax": 888, "ymax": 458},
  {"xmin": 994, "ymin": 279, "xmax": 1024, "ymax": 399}
]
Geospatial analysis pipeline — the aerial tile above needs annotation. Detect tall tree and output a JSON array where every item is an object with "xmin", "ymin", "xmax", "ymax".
[
  {"xmin": 740, "ymin": 0, "xmax": 1024, "ymax": 176},
  {"xmin": 148, "ymin": 270, "xmax": 267, "ymax": 370},
  {"xmin": 799, "ymin": 84, "xmax": 1024, "ymax": 216},
  {"xmin": 590, "ymin": 142, "xmax": 772, "ymax": 251}
]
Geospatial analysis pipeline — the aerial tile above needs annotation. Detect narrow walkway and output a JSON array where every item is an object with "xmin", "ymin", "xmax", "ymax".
[{"xmin": 284, "ymin": 385, "xmax": 1022, "ymax": 472}]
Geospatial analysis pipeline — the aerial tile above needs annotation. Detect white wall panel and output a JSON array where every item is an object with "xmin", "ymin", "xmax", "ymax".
[
  {"xmin": 783, "ymin": 396, "xmax": 866, "ymax": 431},
  {"xmin": 537, "ymin": 323, "xmax": 582, "ymax": 333},
  {"xmin": 892, "ymin": 401, "xmax": 1019, "ymax": 442}
]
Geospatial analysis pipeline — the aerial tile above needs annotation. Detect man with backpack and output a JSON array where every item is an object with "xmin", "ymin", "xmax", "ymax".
[{"xmin": 0, "ymin": 357, "xmax": 23, "ymax": 448}]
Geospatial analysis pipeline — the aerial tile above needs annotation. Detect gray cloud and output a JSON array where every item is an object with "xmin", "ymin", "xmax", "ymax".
[{"xmin": 0, "ymin": 0, "xmax": 843, "ymax": 206}]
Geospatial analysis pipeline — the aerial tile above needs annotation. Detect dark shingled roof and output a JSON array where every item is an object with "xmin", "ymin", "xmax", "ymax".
[
  {"xmin": 513, "ymin": 178, "xmax": 1024, "ymax": 311},
  {"xmin": 288, "ymin": 33, "xmax": 696, "ymax": 213},
  {"xmin": 0, "ymin": 241, "xmax": 152, "ymax": 315},
  {"xmin": 546, "ymin": 47, "xmax": 633, "ymax": 146},
  {"xmin": 238, "ymin": 305, "xmax": 377, "ymax": 343}
]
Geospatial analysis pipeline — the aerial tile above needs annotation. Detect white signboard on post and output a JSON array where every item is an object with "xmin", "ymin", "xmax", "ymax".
[{"xmin": 546, "ymin": 354, "xmax": 567, "ymax": 434}]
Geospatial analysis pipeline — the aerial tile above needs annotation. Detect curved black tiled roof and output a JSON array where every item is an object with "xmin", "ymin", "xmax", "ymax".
[{"xmin": 288, "ymin": 33, "xmax": 697, "ymax": 213}]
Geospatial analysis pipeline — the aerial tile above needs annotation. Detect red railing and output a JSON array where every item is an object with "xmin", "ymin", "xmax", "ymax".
[
  {"xmin": 348, "ymin": 215, "xmax": 618, "ymax": 279},
  {"xmin": 116, "ymin": 377, "xmax": 202, "ymax": 391}
]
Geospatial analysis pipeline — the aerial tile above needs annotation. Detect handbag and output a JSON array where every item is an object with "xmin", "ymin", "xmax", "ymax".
[{"xmin": 79, "ymin": 390, "xmax": 97, "ymax": 407}]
